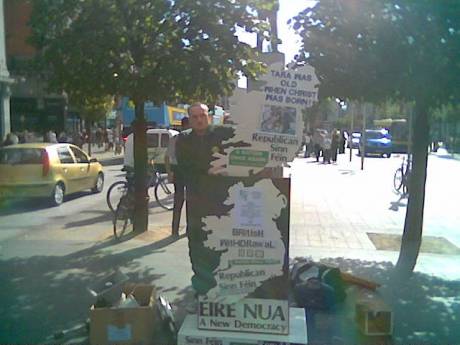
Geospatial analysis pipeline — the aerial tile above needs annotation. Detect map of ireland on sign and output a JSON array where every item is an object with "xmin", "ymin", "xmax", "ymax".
[
  {"xmin": 196, "ymin": 176, "xmax": 290, "ymax": 334},
  {"xmin": 202, "ymin": 179, "xmax": 287, "ymax": 304}
]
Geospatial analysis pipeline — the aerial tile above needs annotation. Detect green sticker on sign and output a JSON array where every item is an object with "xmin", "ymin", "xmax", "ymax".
[{"xmin": 229, "ymin": 149, "xmax": 269, "ymax": 167}]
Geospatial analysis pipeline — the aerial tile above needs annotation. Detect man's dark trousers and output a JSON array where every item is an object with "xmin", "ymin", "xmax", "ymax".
[
  {"xmin": 185, "ymin": 189, "xmax": 220, "ymax": 295},
  {"xmin": 172, "ymin": 169, "xmax": 186, "ymax": 236}
]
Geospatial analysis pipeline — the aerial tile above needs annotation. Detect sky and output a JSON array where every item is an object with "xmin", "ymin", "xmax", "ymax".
[
  {"xmin": 277, "ymin": 0, "xmax": 316, "ymax": 62},
  {"xmin": 237, "ymin": 0, "xmax": 317, "ymax": 64}
]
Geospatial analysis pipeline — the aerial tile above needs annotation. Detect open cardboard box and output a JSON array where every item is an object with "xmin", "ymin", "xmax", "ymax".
[
  {"xmin": 355, "ymin": 291, "xmax": 393, "ymax": 336},
  {"xmin": 87, "ymin": 270, "xmax": 130, "ymax": 306},
  {"xmin": 89, "ymin": 284, "xmax": 156, "ymax": 345}
]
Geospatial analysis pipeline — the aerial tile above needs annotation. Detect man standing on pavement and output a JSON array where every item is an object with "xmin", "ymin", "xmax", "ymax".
[
  {"xmin": 165, "ymin": 116, "xmax": 190, "ymax": 237},
  {"xmin": 175, "ymin": 103, "xmax": 222, "ymax": 297}
]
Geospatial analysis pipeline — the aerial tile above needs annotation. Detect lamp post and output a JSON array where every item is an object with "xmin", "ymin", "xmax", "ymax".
[
  {"xmin": 361, "ymin": 103, "xmax": 367, "ymax": 171},
  {"xmin": 349, "ymin": 102, "xmax": 354, "ymax": 162}
]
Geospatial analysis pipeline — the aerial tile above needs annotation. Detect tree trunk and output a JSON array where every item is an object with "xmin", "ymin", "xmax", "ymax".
[
  {"xmin": 396, "ymin": 100, "xmax": 430, "ymax": 273},
  {"xmin": 133, "ymin": 99, "xmax": 149, "ymax": 233}
]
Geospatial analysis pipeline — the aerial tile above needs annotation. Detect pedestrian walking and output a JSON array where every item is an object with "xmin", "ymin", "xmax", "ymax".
[
  {"xmin": 45, "ymin": 130, "xmax": 58, "ymax": 143},
  {"xmin": 304, "ymin": 131, "xmax": 312, "ymax": 158},
  {"xmin": 73, "ymin": 131, "xmax": 83, "ymax": 148},
  {"xmin": 18, "ymin": 130, "xmax": 29, "ymax": 144},
  {"xmin": 95, "ymin": 127, "xmax": 103, "ymax": 148},
  {"xmin": 323, "ymin": 132, "xmax": 332, "ymax": 164},
  {"xmin": 106, "ymin": 128, "xmax": 114, "ymax": 152},
  {"xmin": 2, "ymin": 132, "xmax": 19, "ymax": 146},
  {"xmin": 331, "ymin": 129, "xmax": 339, "ymax": 163},
  {"xmin": 313, "ymin": 129, "xmax": 324, "ymax": 162},
  {"xmin": 339, "ymin": 130, "xmax": 346, "ymax": 154},
  {"xmin": 114, "ymin": 131, "xmax": 122, "ymax": 155},
  {"xmin": 165, "ymin": 117, "xmax": 190, "ymax": 237},
  {"xmin": 58, "ymin": 131, "xmax": 68, "ymax": 143}
]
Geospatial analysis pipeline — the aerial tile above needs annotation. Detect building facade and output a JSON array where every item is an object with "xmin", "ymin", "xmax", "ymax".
[
  {"xmin": 0, "ymin": 0, "xmax": 13, "ymax": 140},
  {"xmin": 4, "ymin": 0, "xmax": 68, "ymax": 137}
]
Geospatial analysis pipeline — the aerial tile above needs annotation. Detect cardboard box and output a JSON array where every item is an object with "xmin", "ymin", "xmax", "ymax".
[
  {"xmin": 87, "ymin": 270, "xmax": 129, "ymax": 306},
  {"xmin": 89, "ymin": 284, "xmax": 156, "ymax": 345},
  {"xmin": 355, "ymin": 292, "xmax": 393, "ymax": 336},
  {"xmin": 178, "ymin": 307, "xmax": 308, "ymax": 345}
]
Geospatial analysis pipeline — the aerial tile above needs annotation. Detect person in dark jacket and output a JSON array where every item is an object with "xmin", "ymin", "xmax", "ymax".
[
  {"xmin": 339, "ymin": 130, "xmax": 346, "ymax": 154},
  {"xmin": 165, "ymin": 117, "xmax": 190, "ymax": 237},
  {"xmin": 175, "ymin": 103, "xmax": 222, "ymax": 297},
  {"xmin": 331, "ymin": 130, "xmax": 339, "ymax": 163}
]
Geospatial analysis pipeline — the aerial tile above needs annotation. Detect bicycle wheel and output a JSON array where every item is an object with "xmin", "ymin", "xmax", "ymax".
[
  {"xmin": 402, "ymin": 174, "xmax": 410, "ymax": 196},
  {"xmin": 154, "ymin": 176, "xmax": 174, "ymax": 211},
  {"xmin": 393, "ymin": 168, "xmax": 404, "ymax": 193},
  {"xmin": 113, "ymin": 197, "xmax": 133, "ymax": 240},
  {"xmin": 106, "ymin": 181, "xmax": 128, "ymax": 213}
]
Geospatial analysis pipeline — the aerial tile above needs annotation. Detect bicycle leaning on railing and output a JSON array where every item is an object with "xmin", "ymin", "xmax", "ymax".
[{"xmin": 393, "ymin": 155, "xmax": 411, "ymax": 197}]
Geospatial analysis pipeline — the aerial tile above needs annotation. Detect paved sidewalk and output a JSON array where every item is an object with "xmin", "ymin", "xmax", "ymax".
[
  {"xmin": 430, "ymin": 147, "xmax": 460, "ymax": 161},
  {"xmin": 2, "ymin": 150, "xmax": 460, "ymax": 344},
  {"xmin": 287, "ymin": 152, "xmax": 460, "ymax": 278},
  {"xmin": 285, "ymin": 152, "xmax": 460, "ymax": 344},
  {"xmin": 82, "ymin": 143, "xmax": 124, "ymax": 162}
]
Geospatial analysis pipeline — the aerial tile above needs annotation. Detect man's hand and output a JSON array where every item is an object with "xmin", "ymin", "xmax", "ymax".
[{"xmin": 208, "ymin": 152, "xmax": 229, "ymax": 176}]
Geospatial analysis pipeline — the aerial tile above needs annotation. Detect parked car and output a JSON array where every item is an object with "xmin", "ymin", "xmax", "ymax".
[
  {"xmin": 359, "ymin": 129, "xmax": 392, "ymax": 158},
  {"xmin": 121, "ymin": 122, "xmax": 160, "ymax": 143},
  {"xmin": 347, "ymin": 132, "xmax": 361, "ymax": 149},
  {"xmin": 0, "ymin": 143, "xmax": 104, "ymax": 206},
  {"xmin": 123, "ymin": 128, "xmax": 179, "ymax": 172}
]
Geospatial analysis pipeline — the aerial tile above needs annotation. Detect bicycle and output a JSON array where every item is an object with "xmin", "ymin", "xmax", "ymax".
[
  {"xmin": 113, "ymin": 184, "xmax": 135, "ymax": 240},
  {"xmin": 106, "ymin": 165, "xmax": 174, "ymax": 213},
  {"xmin": 393, "ymin": 155, "xmax": 411, "ymax": 196}
]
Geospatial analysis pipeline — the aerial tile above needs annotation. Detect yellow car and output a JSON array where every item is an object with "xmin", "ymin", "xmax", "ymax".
[{"xmin": 0, "ymin": 143, "xmax": 104, "ymax": 206}]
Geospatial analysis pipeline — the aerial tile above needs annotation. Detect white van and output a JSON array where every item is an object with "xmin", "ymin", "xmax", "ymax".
[{"xmin": 123, "ymin": 128, "xmax": 179, "ymax": 171}]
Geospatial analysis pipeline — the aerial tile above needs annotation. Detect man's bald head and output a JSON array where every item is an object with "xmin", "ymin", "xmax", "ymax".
[{"xmin": 188, "ymin": 103, "xmax": 211, "ymax": 135}]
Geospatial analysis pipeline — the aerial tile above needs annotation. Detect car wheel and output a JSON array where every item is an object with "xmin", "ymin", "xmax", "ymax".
[
  {"xmin": 92, "ymin": 173, "xmax": 104, "ymax": 193},
  {"xmin": 387, "ymin": 153, "xmax": 392, "ymax": 158},
  {"xmin": 51, "ymin": 183, "xmax": 65, "ymax": 206}
]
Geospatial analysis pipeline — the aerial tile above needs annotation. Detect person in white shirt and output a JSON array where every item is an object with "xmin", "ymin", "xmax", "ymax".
[
  {"xmin": 304, "ymin": 131, "xmax": 312, "ymax": 158},
  {"xmin": 323, "ymin": 131, "xmax": 332, "ymax": 164}
]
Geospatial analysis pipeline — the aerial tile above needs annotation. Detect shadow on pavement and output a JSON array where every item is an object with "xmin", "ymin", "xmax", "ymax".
[
  {"xmin": 0, "ymin": 191, "xmax": 98, "ymax": 217},
  {"xmin": 0, "ymin": 234, "xmax": 190, "ymax": 344},
  {"xmin": 303, "ymin": 257, "xmax": 460, "ymax": 345},
  {"xmin": 389, "ymin": 195, "xmax": 407, "ymax": 211},
  {"xmin": 64, "ymin": 209, "xmax": 112, "ymax": 229},
  {"xmin": 338, "ymin": 169, "xmax": 356, "ymax": 176},
  {"xmin": 0, "ymin": 198, "xmax": 50, "ymax": 216},
  {"xmin": 3, "ymin": 234, "xmax": 459, "ymax": 345},
  {"xmin": 432, "ymin": 153, "xmax": 457, "ymax": 160}
]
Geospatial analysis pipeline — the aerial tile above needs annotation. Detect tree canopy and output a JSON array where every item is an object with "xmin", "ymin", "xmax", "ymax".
[
  {"xmin": 29, "ymin": 0, "xmax": 277, "ymax": 104},
  {"xmin": 70, "ymin": 93, "xmax": 114, "ymax": 124},
  {"xmin": 293, "ymin": 0, "xmax": 459, "ymax": 108}
]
